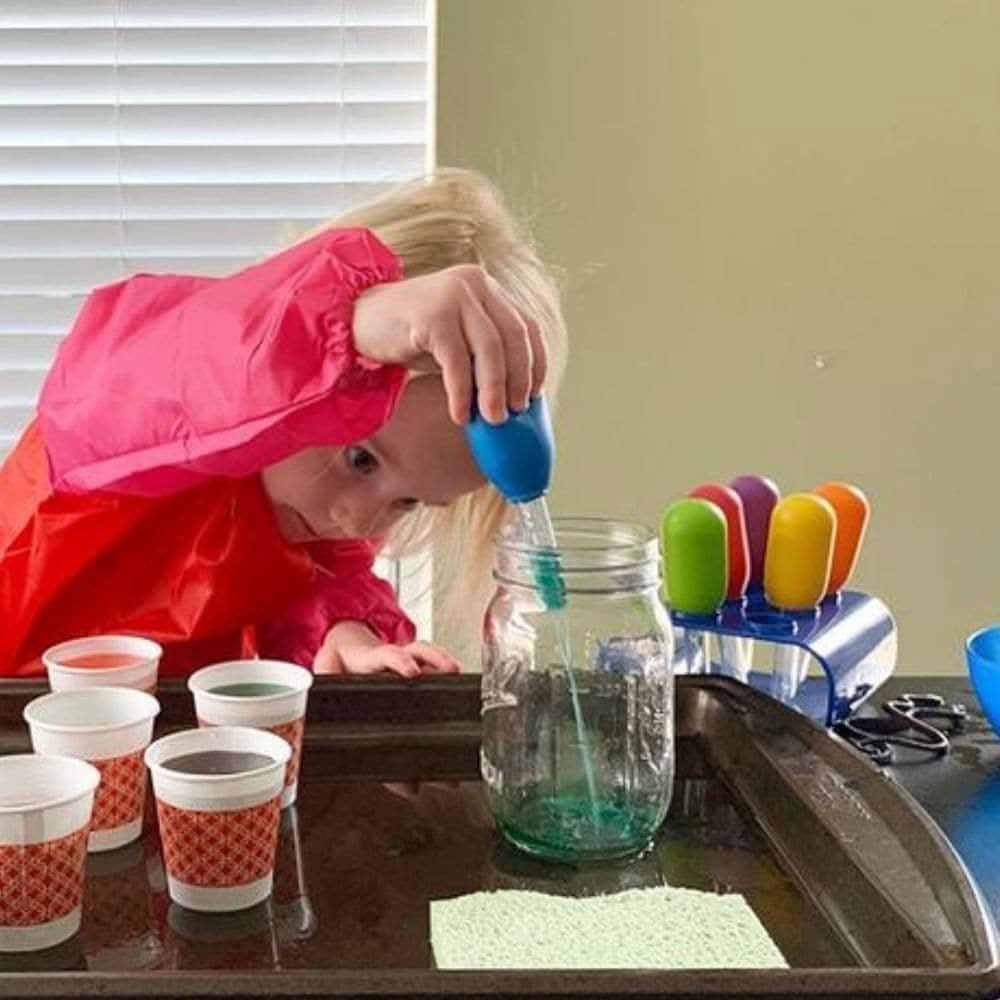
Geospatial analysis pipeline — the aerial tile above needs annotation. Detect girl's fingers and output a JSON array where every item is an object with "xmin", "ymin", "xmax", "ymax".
[
  {"xmin": 381, "ymin": 648, "xmax": 422, "ymax": 679},
  {"xmin": 407, "ymin": 641, "xmax": 462, "ymax": 674},
  {"xmin": 480, "ymin": 279, "xmax": 533, "ymax": 412},
  {"xmin": 414, "ymin": 266, "xmax": 545, "ymax": 422},
  {"xmin": 344, "ymin": 647, "xmax": 421, "ymax": 679},
  {"xmin": 458, "ymin": 290, "xmax": 507, "ymax": 425},
  {"xmin": 429, "ymin": 319, "xmax": 474, "ymax": 425},
  {"xmin": 356, "ymin": 265, "xmax": 547, "ymax": 413}
]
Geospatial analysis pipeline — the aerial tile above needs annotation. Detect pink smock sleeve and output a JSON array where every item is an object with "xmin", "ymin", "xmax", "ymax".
[
  {"xmin": 38, "ymin": 227, "xmax": 405, "ymax": 496},
  {"xmin": 255, "ymin": 539, "xmax": 416, "ymax": 669}
]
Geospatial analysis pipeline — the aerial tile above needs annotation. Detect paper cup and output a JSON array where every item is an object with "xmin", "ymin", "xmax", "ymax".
[
  {"xmin": 43, "ymin": 636, "xmax": 162, "ymax": 694},
  {"xmin": 24, "ymin": 687, "xmax": 160, "ymax": 853},
  {"xmin": 0, "ymin": 754, "xmax": 99, "ymax": 952},
  {"xmin": 145, "ymin": 726, "xmax": 290, "ymax": 913},
  {"xmin": 188, "ymin": 660, "xmax": 312, "ymax": 808}
]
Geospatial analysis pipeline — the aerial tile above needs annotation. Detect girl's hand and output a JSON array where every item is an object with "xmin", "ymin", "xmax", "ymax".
[
  {"xmin": 352, "ymin": 264, "xmax": 547, "ymax": 426},
  {"xmin": 336, "ymin": 640, "xmax": 461, "ymax": 679},
  {"xmin": 315, "ymin": 621, "xmax": 461, "ymax": 679}
]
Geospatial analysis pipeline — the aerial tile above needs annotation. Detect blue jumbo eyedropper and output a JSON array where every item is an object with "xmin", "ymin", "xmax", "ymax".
[
  {"xmin": 465, "ymin": 397, "xmax": 601, "ymax": 840},
  {"xmin": 464, "ymin": 397, "xmax": 563, "ymax": 607}
]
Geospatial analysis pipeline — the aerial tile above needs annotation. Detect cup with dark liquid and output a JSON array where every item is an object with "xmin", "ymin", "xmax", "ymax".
[
  {"xmin": 188, "ymin": 660, "xmax": 313, "ymax": 808},
  {"xmin": 43, "ymin": 635, "xmax": 162, "ymax": 694},
  {"xmin": 144, "ymin": 726, "xmax": 290, "ymax": 913}
]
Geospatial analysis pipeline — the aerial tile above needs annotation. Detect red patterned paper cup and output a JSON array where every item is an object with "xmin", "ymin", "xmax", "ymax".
[
  {"xmin": 188, "ymin": 660, "xmax": 312, "ymax": 809},
  {"xmin": 24, "ymin": 687, "xmax": 160, "ymax": 853},
  {"xmin": 43, "ymin": 635, "xmax": 162, "ymax": 694},
  {"xmin": 145, "ymin": 726, "xmax": 290, "ymax": 913},
  {"xmin": 0, "ymin": 755, "xmax": 99, "ymax": 953}
]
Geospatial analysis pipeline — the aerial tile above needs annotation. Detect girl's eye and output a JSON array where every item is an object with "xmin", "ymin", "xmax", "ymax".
[
  {"xmin": 398, "ymin": 497, "xmax": 420, "ymax": 511},
  {"xmin": 345, "ymin": 446, "xmax": 378, "ymax": 476}
]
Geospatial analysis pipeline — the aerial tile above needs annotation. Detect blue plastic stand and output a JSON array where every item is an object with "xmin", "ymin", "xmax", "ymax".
[{"xmin": 670, "ymin": 589, "xmax": 897, "ymax": 726}]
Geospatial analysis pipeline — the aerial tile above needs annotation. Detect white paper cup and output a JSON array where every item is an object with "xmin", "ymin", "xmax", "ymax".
[
  {"xmin": 43, "ymin": 636, "xmax": 162, "ymax": 694},
  {"xmin": 24, "ymin": 687, "xmax": 160, "ymax": 853},
  {"xmin": 188, "ymin": 660, "xmax": 312, "ymax": 808},
  {"xmin": 0, "ymin": 755, "xmax": 99, "ymax": 952},
  {"xmin": 145, "ymin": 726, "xmax": 290, "ymax": 913}
]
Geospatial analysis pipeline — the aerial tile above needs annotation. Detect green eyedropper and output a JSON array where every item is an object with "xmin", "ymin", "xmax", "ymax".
[{"xmin": 661, "ymin": 498, "xmax": 728, "ymax": 616}]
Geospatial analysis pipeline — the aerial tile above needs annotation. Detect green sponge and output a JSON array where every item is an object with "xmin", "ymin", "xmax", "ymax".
[{"xmin": 430, "ymin": 887, "xmax": 787, "ymax": 970}]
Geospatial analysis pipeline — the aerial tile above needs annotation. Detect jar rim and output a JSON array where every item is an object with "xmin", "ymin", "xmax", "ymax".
[
  {"xmin": 498, "ymin": 516, "xmax": 655, "ymax": 555},
  {"xmin": 495, "ymin": 516, "xmax": 660, "ymax": 590}
]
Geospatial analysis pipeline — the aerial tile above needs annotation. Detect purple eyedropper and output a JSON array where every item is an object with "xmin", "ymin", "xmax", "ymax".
[{"xmin": 728, "ymin": 475, "xmax": 781, "ymax": 591}]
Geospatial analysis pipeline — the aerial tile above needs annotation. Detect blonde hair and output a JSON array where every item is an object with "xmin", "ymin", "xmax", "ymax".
[{"xmin": 319, "ymin": 168, "xmax": 568, "ymax": 663}]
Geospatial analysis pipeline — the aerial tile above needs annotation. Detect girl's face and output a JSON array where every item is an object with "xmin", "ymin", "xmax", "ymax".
[{"xmin": 261, "ymin": 376, "xmax": 485, "ymax": 543}]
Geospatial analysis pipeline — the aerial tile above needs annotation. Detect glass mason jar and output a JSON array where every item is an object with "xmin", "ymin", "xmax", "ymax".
[{"xmin": 481, "ymin": 517, "xmax": 675, "ymax": 862}]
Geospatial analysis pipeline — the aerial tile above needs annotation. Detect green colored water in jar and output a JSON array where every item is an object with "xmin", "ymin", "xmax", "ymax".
[
  {"xmin": 514, "ymin": 498, "xmax": 601, "ymax": 842},
  {"xmin": 495, "ymin": 789, "xmax": 662, "ymax": 862}
]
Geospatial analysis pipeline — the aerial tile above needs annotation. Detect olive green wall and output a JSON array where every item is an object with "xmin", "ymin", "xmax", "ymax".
[{"xmin": 437, "ymin": 0, "xmax": 1000, "ymax": 675}]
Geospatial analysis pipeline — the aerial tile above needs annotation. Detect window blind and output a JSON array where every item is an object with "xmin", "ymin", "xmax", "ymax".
[{"xmin": 0, "ymin": 0, "xmax": 435, "ymax": 460}]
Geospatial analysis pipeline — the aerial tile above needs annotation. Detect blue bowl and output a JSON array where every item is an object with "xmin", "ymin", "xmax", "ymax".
[{"xmin": 966, "ymin": 625, "xmax": 1000, "ymax": 737}]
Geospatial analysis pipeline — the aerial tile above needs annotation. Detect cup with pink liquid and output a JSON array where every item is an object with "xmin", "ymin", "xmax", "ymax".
[{"xmin": 43, "ymin": 636, "xmax": 162, "ymax": 693}]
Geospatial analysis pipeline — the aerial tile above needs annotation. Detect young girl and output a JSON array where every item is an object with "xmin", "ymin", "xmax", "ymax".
[{"xmin": 0, "ymin": 170, "xmax": 567, "ymax": 679}]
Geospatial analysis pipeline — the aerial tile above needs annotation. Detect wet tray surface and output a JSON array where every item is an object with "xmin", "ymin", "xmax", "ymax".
[{"xmin": 0, "ymin": 675, "xmax": 996, "ymax": 999}]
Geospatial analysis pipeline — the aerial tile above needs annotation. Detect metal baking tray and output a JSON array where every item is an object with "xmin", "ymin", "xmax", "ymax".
[{"xmin": 0, "ymin": 674, "xmax": 995, "ymax": 998}]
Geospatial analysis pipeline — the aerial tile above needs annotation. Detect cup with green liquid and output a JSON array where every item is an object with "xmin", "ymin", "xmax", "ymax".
[{"xmin": 187, "ymin": 660, "xmax": 313, "ymax": 809}]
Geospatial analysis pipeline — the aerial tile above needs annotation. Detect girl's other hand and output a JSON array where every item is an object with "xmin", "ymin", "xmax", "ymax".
[
  {"xmin": 352, "ymin": 264, "xmax": 547, "ymax": 426},
  {"xmin": 315, "ymin": 622, "xmax": 462, "ymax": 679},
  {"xmin": 335, "ymin": 640, "xmax": 461, "ymax": 680}
]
